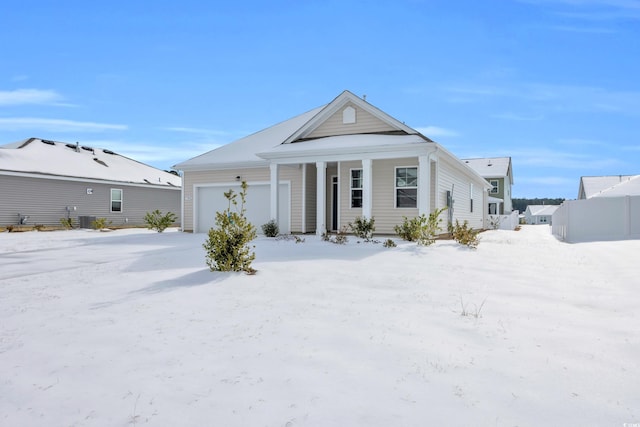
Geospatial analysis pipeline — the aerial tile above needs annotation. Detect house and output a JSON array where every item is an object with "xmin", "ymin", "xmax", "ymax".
[
  {"xmin": 462, "ymin": 157, "xmax": 514, "ymax": 215},
  {"xmin": 578, "ymin": 175, "xmax": 637, "ymax": 199},
  {"xmin": 553, "ymin": 175, "xmax": 640, "ymax": 242},
  {"xmin": 0, "ymin": 138, "xmax": 181, "ymax": 228},
  {"xmin": 525, "ymin": 205, "xmax": 558, "ymax": 225},
  {"xmin": 174, "ymin": 90, "xmax": 491, "ymax": 235}
]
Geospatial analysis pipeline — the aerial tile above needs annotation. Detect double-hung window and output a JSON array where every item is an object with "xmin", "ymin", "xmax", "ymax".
[
  {"xmin": 111, "ymin": 188, "xmax": 123, "ymax": 212},
  {"xmin": 395, "ymin": 167, "xmax": 418, "ymax": 208},
  {"xmin": 490, "ymin": 180, "xmax": 499, "ymax": 194},
  {"xmin": 350, "ymin": 169, "xmax": 363, "ymax": 208}
]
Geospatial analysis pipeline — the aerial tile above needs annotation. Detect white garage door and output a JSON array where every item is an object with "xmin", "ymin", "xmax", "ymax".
[{"xmin": 196, "ymin": 183, "xmax": 290, "ymax": 234}]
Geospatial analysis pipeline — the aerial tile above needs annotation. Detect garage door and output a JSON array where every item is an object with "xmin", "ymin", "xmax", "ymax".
[{"xmin": 196, "ymin": 183, "xmax": 290, "ymax": 234}]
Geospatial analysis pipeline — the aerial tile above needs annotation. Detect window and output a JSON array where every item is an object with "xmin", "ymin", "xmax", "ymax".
[
  {"xmin": 490, "ymin": 179, "xmax": 499, "ymax": 194},
  {"xmin": 350, "ymin": 169, "xmax": 362, "ymax": 208},
  {"xmin": 111, "ymin": 188, "xmax": 123, "ymax": 212},
  {"xmin": 395, "ymin": 167, "xmax": 418, "ymax": 208}
]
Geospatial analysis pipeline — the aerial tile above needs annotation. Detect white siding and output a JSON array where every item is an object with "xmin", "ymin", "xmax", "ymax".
[{"xmin": 437, "ymin": 156, "xmax": 485, "ymax": 230}]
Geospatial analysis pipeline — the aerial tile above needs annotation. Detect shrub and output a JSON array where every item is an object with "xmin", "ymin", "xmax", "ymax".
[
  {"xmin": 34, "ymin": 224, "xmax": 45, "ymax": 231},
  {"xmin": 322, "ymin": 226, "xmax": 349, "ymax": 244},
  {"xmin": 203, "ymin": 181, "xmax": 257, "ymax": 272},
  {"xmin": 383, "ymin": 238, "xmax": 397, "ymax": 248},
  {"xmin": 144, "ymin": 209, "xmax": 178, "ymax": 233},
  {"xmin": 92, "ymin": 217, "xmax": 112, "ymax": 230},
  {"xmin": 394, "ymin": 207, "xmax": 446, "ymax": 246},
  {"xmin": 261, "ymin": 219, "xmax": 279, "ymax": 237},
  {"xmin": 449, "ymin": 219, "xmax": 480, "ymax": 249},
  {"xmin": 349, "ymin": 216, "xmax": 375, "ymax": 241},
  {"xmin": 60, "ymin": 217, "xmax": 74, "ymax": 229}
]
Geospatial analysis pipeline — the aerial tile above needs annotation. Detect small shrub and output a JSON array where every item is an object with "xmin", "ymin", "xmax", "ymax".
[
  {"xmin": 449, "ymin": 220, "xmax": 480, "ymax": 249},
  {"xmin": 203, "ymin": 181, "xmax": 257, "ymax": 272},
  {"xmin": 144, "ymin": 209, "xmax": 178, "ymax": 233},
  {"xmin": 460, "ymin": 295, "xmax": 486, "ymax": 318},
  {"xmin": 261, "ymin": 219, "xmax": 279, "ymax": 237},
  {"xmin": 275, "ymin": 234, "xmax": 305, "ymax": 243},
  {"xmin": 6, "ymin": 225, "xmax": 14, "ymax": 232},
  {"xmin": 349, "ymin": 216, "xmax": 375, "ymax": 241},
  {"xmin": 394, "ymin": 207, "xmax": 446, "ymax": 246},
  {"xmin": 323, "ymin": 226, "xmax": 349, "ymax": 244},
  {"xmin": 92, "ymin": 217, "xmax": 112, "ymax": 230},
  {"xmin": 34, "ymin": 224, "xmax": 45, "ymax": 231},
  {"xmin": 383, "ymin": 238, "xmax": 397, "ymax": 248},
  {"xmin": 60, "ymin": 217, "xmax": 74, "ymax": 229}
]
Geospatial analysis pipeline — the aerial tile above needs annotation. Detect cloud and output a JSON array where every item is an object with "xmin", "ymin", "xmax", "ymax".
[
  {"xmin": 511, "ymin": 148, "xmax": 623, "ymax": 169},
  {"xmin": 0, "ymin": 89, "xmax": 70, "ymax": 106},
  {"xmin": 520, "ymin": 0, "xmax": 640, "ymax": 20},
  {"xmin": 490, "ymin": 112, "xmax": 544, "ymax": 121},
  {"xmin": 414, "ymin": 126, "xmax": 460, "ymax": 137},
  {"xmin": 163, "ymin": 126, "xmax": 232, "ymax": 137},
  {"xmin": 0, "ymin": 117, "xmax": 127, "ymax": 132}
]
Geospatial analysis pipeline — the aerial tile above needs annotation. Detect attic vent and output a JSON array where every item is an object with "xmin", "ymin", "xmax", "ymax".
[
  {"xmin": 343, "ymin": 106, "xmax": 356, "ymax": 124},
  {"xmin": 65, "ymin": 143, "xmax": 77, "ymax": 150},
  {"xmin": 41, "ymin": 140, "xmax": 55, "ymax": 145},
  {"xmin": 81, "ymin": 146, "xmax": 94, "ymax": 152},
  {"xmin": 93, "ymin": 158, "xmax": 108, "ymax": 167},
  {"xmin": 103, "ymin": 149, "xmax": 116, "ymax": 155}
]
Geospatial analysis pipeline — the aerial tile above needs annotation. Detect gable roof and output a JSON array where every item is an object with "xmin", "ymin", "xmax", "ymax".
[
  {"xmin": 589, "ymin": 175, "xmax": 640, "ymax": 198},
  {"xmin": 462, "ymin": 157, "xmax": 513, "ymax": 184},
  {"xmin": 173, "ymin": 106, "xmax": 325, "ymax": 170},
  {"xmin": 578, "ymin": 175, "xmax": 636, "ymax": 199},
  {"xmin": 0, "ymin": 138, "xmax": 181, "ymax": 187},
  {"xmin": 526, "ymin": 205, "xmax": 559, "ymax": 216}
]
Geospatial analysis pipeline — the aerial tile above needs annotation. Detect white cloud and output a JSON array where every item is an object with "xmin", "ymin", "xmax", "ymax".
[
  {"xmin": 511, "ymin": 148, "xmax": 623, "ymax": 169},
  {"xmin": 0, "ymin": 118, "xmax": 127, "ymax": 132},
  {"xmin": 491, "ymin": 112, "xmax": 544, "ymax": 121},
  {"xmin": 414, "ymin": 126, "xmax": 460, "ymax": 137},
  {"xmin": 0, "ymin": 89, "xmax": 67, "ymax": 106},
  {"xmin": 163, "ymin": 127, "xmax": 232, "ymax": 137}
]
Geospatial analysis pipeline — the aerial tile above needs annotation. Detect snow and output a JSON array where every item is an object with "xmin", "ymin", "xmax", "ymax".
[
  {"xmin": 0, "ymin": 138, "xmax": 181, "ymax": 187},
  {"xmin": 1, "ymin": 226, "xmax": 638, "ymax": 426},
  {"xmin": 462, "ymin": 157, "xmax": 511, "ymax": 179}
]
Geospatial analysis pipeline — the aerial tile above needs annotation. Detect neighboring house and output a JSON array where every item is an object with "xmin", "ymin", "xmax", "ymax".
[
  {"xmin": 577, "ymin": 175, "xmax": 637, "ymax": 199},
  {"xmin": 553, "ymin": 175, "xmax": 640, "ymax": 242},
  {"xmin": 462, "ymin": 157, "xmax": 514, "ymax": 215},
  {"xmin": 0, "ymin": 138, "xmax": 181, "ymax": 227},
  {"xmin": 174, "ymin": 90, "xmax": 491, "ymax": 235},
  {"xmin": 525, "ymin": 205, "xmax": 558, "ymax": 225}
]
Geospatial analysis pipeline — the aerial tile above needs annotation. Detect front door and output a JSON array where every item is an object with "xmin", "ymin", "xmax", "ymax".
[{"xmin": 331, "ymin": 176, "xmax": 338, "ymax": 231}]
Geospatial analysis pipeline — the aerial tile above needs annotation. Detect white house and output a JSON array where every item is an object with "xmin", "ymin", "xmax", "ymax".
[
  {"xmin": 553, "ymin": 175, "xmax": 640, "ymax": 242},
  {"xmin": 0, "ymin": 138, "xmax": 181, "ymax": 228},
  {"xmin": 524, "ymin": 205, "xmax": 558, "ymax": 225},
  {"xmin": 174, "ymin": 90, "xmax": 491, "ymax": 235}
]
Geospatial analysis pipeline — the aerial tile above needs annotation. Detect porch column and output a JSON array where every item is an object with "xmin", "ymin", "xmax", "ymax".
[
  {"xmin": 362, "ymin": 159, "xmax": 372, "ymax": 219},
  {"xmin": 316, "ymin": 161, "xmax": 326, "ymax": 236},
  {"xmin": 301, "ymin": 163, "xmax": 307, "ymax": 234},
  {"xmin": 418, "ymin": 155, "xmax": 430, "ymax": 216},
  {"xmin": 270, "ymin": 163, "xmax": 279, "ymax": 223}
]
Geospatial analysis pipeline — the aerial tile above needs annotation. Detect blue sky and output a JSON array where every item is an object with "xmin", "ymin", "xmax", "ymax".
[{"xmin": 1, "ymin": 0, "xmax": 639, "ymax": 199}]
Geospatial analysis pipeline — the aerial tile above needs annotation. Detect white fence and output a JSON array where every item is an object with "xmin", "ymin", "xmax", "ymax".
[
  {"xmin": 487, "ymin": 211, "xmax": 519, "ymax": 230},
  {"xmin": 552, "ymin": 196, "xmax": 640, "ymax": 242}
]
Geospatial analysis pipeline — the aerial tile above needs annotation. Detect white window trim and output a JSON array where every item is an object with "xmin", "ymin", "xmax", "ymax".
[
  {"xmin": 490, "ymin": 179, "xmax": 499, "ymax": 194},
  {"xmin": 350, "ymin": 168, "xmax": 363, "ymax": 209},
  {"xmin": 111, "ymin": 188, "xmax": 123, "ymax": 213},
  {"xmin": 394, "ymin": 166, "xmax": 418, "ymax": 209}
]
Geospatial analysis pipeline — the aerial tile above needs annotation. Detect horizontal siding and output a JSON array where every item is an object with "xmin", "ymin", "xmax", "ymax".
[
  {"xmin": 438, "ymin": 156, "xmax": 485, "ymax": 230},
  {"xmin": 307, "ymin": 102, "xmax": 395, "ymax": 139},
  {"xmin": 0, "ymin": 175, "xmax": 180, "ymax": 227},
  {"xmin": 371, "ymin": 158, "xmax": 419, "ymax": 234},
  {"xmin": 183, "ymin": 165, "xmax": 304, "ymax": 233}
]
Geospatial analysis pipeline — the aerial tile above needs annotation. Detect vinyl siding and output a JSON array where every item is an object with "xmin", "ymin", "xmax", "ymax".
[
  {"xmin": 304, "ymin": 163, "xmax": 317, "ymax": 233},
  {"xmin": 0, "ymin": 174, "xmax": 180, "ymax": 227},
  {"xmin": 182, "ymin": 165, "xmax": 303, "ymax": 232},
  {"xmin": 438, "ymin": 156, "xmax": 485, "ymax": 230},
  {"xmin": 307, "ymin": 102, "xmax": 395, "ymax": 139}
]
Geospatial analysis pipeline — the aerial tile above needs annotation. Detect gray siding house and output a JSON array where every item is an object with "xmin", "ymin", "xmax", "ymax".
[
  {"xmin": 1, "ymin": 138, "xmax": 181, "ymax": 228},
  {"xmin": 462, "ymin": 157, "xmax": 514, "ymax": 215}
]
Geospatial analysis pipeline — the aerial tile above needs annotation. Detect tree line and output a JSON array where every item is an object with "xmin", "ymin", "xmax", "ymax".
[{"xmin": 512, "ymin": 198, "xmax": 565, "ymax": 213}]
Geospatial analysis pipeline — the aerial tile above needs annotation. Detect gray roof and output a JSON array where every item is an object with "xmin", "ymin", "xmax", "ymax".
[{"xmin": 579, "ymin": 175, "xmax": 638, "ymax": 199}]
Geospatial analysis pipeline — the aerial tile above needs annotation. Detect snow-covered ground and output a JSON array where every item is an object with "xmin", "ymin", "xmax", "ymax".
[{"xmin": 1, "ymin": 226, "xmax": 638, "ymax": 426}]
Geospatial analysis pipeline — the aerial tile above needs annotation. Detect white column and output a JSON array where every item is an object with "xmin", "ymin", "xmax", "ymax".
[
  {"xmin": 362, "ymin": 159, "xmax": 372, "ymax": 219},
  {"xmin": 418, "ymin": 155, "xmax": 430, "ymax": 216},
  {"xmin": 270, "ymin": 163, "xmax": 279, "ymax": 223},
  {"xmin": 316, "ymin": 161, "xmax": 326, "ymax": 236},
  {"xmin": 301, "ymin": 163, "xmax": 307, "ymax": 234}
]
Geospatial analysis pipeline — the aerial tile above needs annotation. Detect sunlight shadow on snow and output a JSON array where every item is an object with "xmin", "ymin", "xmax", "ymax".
[{"xmin": 132, "ymin": 269, "xmax": 227, "ymax": 294}]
